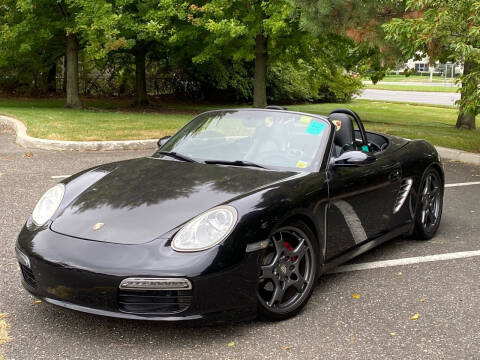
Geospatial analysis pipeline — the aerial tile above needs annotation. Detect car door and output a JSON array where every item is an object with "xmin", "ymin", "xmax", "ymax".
[{"xmin": 325, "ymin": 150, "xmax": 402, "ymax": 261}]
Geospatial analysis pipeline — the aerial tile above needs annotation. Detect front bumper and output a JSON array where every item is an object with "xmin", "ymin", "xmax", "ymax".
[{"xmin": 16, "ymin": 227, "xmax": 261, "ymax": 323}]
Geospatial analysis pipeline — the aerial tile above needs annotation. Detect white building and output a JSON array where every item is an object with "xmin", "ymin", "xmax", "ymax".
[{"xmin": 397, "ymin": 54, "xmax": 462, "ymax": 78}]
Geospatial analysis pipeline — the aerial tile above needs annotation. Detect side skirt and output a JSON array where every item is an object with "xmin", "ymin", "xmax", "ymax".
[{"xmin": 321, "ymin": 224, "xmax": 411, "ymax": 275}]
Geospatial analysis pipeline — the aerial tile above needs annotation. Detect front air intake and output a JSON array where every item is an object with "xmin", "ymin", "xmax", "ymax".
[
  {"xmin": 393, "ymin": 178, "xmax": 413, "ymax": 214},
  {"xmin": 19, "ymin": 264, "xmax": 37, "ymax": 289},
  {"xmin": 118, "ymin": 289, "xmax": 192, "ymax": 315}
]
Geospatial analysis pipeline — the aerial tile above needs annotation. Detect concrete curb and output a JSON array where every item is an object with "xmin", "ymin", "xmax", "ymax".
[
  {"xmin": 1, "ymin": 114, "xmax": 479, "ymax": 165},
  {"xmin": 0, "ymin": 115, "xmax": 157, "ymax": 151},
  {"xmin": 435, "ymin": 146, "xmax": 480, "ymax": 166}
]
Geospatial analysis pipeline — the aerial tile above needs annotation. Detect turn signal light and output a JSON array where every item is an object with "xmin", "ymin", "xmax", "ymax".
[{"xmin": 119, "ymin": 278, "xmax": 192, "ymax": 291}]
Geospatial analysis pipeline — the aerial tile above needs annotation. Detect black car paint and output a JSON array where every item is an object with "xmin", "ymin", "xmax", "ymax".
[
  {"xmin": 16, "ymin": 110, "xmax": 443, "ymax": 322},
  {"xmin": 50, "ymin": 158, "xmax": 298, "ymax": 245}
]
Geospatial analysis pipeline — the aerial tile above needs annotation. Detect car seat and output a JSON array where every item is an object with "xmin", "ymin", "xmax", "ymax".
[{"xmin": 329, "ymin": 113, "xmax": 355, "ymax": 157}]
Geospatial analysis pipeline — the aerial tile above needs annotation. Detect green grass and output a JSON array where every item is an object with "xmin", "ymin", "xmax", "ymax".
[
  {"xmin": 0, "ymin": 97, "xmax": 478, "ymax": 152},
  {"xmin": 0, "ymin": 98, "xmax": 198, "ymax": 141},
  {"xmin": 364, "ymin": 83, "xmax": 459, "ymax": 93},
  {"xmin": 290, "ymin": 100, "xmax": 479, "ymax": 153}
]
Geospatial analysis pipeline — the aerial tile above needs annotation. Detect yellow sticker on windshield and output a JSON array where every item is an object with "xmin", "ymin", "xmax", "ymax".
[
  {"xmin": 299, "ymin": 116, "xmax": 312, "ymax": 124},
  {"xmin": 296, "ymin": 160, "xmax": 308, "ymax": 169}
]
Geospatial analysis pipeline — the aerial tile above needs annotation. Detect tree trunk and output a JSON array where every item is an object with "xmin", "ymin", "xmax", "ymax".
[
  {"xmin": 47, "ymin": 63, "xmax": 57, "ymax": 93},
  {"xmin": 62, "ymin": 56, "xmax": 67, "ymax": 93},
  {"xmin": 456, "ymin": 112, "xmax": 475, "ymax": 130},
  {"xmin": 253, "ymin": 34, "xmax": 267, "ymax": 108},
  {"xmin": 456, "ymin": 61, "xmax": 476, "ymax": 130},
  {"xmin": 134, "ymin": 49, "xmax": 149, "ymax": 106},
  {"xmin": 65, "ymin": 34, "xmax": 82, "ymax": 109}
]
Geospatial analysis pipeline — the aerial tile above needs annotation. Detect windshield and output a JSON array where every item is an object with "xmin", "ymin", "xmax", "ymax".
[{"xmin": 153, "ymin": 110, "xmax": 330, "ymax": 171}]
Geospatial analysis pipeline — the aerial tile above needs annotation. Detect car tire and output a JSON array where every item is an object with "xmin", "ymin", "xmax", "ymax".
[
  {"xmin": 412, "ymin": 168, "xmax": 444, "ymax": 240},
  {"xmin": 256, "ymin": 220, "xmax": 318, "ymax": 321}
]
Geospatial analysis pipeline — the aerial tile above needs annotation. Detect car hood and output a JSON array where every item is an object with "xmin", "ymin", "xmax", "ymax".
[{"xmin": 51, "ymin": 157, "xmax": 295, "ymax": 245}]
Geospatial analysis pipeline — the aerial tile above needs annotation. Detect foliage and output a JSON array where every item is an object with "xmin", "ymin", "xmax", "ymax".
[
  {"xmin": 295, "ymin": 0, "xmax": 408, "ymax": 83},
  {"xmin": 0, "ymin": 0, "xmax": 63, "ymax": 92},
  {"xmin": 0, "ymin": 0, "xmax": 119, "ymax": 96},
  {"xmin": 383, "ymin": 0, "xmax": 480, "ymax": 124},
  {"xmin": 0, "ymin": 0, "xmax": 377, "ymax": 104},
  {"xmin": 184, "ymin": 1, "xmax": 364, "ymax": 103}
]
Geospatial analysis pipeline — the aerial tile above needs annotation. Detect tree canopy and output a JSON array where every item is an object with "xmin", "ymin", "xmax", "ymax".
[
  {"xmin": 384, "ymin": 0, "xmax": 480, "ymax": 129},
  {"xmin": 1, "ymin": 0, "xmax": 477, "ymax": 131},
  {"xmin": 0, "ymin": 0, "xmax": 375, "ymax": 106}
]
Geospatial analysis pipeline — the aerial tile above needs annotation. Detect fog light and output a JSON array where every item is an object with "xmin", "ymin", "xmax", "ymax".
[
  {"xmin": 15, "ymin": 247, "xmax": 30, "ymax": 268},
  {"xmin": 119, "ymin": 278, "xmax": 192, "ymax": 291}
]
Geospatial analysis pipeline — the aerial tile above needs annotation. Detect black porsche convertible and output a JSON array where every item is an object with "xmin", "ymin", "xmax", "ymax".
[{"xmin": 16, "ymin": 107, "xmax": 444, "ymax": 322}]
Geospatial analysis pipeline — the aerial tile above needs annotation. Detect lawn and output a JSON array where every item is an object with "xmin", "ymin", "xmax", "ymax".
[
  {"xmin": 364, "ymin": 83, "xmax": 458, "ymax": 93},
  {"xmin": 290, "ymin": 101, "xmax": 479, "ymax": 153},
  {"xmin": 0, "ymin": 97, "xmax": 478, "ymax": 152},
  {"xmin": 0, "ymin": 98, "xmax": 196, "ymax": 141}
]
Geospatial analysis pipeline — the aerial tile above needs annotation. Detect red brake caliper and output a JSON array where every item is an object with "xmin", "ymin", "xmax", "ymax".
[{"xmin": 283, "ymin": 241, "xmax": 297, "ymax": 262}]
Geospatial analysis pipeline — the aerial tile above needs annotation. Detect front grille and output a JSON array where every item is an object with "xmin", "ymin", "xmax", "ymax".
[
  {"xmin": 118, "ymin": 289, "xmax": 192, "ymax": 315},
  {"xmin": 20, "ymin": 264, "xmax": 37, "ymax": 288}
]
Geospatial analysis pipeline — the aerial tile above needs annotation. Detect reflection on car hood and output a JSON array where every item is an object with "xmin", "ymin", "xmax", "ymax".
[{"xmin": 51, "ymin": 157, "xmax": 295, "ymax": 244}]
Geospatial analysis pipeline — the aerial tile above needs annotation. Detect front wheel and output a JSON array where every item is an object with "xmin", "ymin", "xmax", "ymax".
[
  {"xmin": 257, "ymin": 220, "xmax": 318, "ymax": 321},
  {"xmin": 413, "ymin": 168, "xmax": 444, "ymax": 240}
]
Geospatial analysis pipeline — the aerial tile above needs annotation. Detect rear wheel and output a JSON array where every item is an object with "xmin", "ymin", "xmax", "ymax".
[
  {"xmin": 257, "ymin": 220, "xmax": 318, "ymax": 321},
  {"xmin": 413, "ymin": 169, "xmax": 443, "ymax": 240}
]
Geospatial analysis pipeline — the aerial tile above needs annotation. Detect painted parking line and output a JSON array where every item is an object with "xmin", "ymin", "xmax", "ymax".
[
  {"xmin": 51, "ymin": 175, "xmax": 71, "ymax": 179},
  {"xmin": 445, "ymin": 181, "xmax": 480, "ymax": 188},
  {"xmin": 328, "ymin": 250, "xmax": 480, "ymax": 274}
]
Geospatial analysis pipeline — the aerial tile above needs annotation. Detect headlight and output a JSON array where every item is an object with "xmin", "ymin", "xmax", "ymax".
[
  {"xmin": 171, "ymin": 205, "xmax": 238, "ymax": 252},
  {"xmin": 31, "ymin": 184, "xmax": 65, "ymax": 226}
]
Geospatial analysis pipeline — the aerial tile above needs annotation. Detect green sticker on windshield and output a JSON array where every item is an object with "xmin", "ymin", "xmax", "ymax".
[
  {"xmin": 299, "ymin": 115, "xmax": 313, "ymax": 124},
  {"xmin": 306, "ymin": 121, "xmax": 326, "ymax": 135}
]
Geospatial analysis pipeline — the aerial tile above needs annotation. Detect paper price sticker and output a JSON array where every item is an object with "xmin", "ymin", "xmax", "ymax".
[{"xmin": 296, "ymin": 160, "xmax": 308, "ymax": 169}]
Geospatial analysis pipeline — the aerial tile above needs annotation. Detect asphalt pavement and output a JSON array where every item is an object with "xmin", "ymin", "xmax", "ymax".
[
  {"xmin": 358, "ymin": 89, "xmax": 460, "ymax": 106},
  {"xmin": 1, "ymin": 123, "xmax": 479, "ymax": 360}
]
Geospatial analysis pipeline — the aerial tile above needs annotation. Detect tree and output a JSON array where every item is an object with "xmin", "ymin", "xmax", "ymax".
[
  {"xmin": 295, "ymin": 0, "xmax": 407, "ymax": 83},
  {"xmin": 0, "ymin": 0, "xmax": 65, "ymax": 93},
  {"xmin": 0, "ymin": 0, "xmax": 118, "ymax": 108},
  {"xmin": 383, "ymin": 0, "xmax": 480, "ymax": 129},
  {"xmin": 103, "ymin": 0, "xmax": 190, "ymax": 106},
  {"xmin": 61, "ymin": 0, "xmax": 120, "ymax": 108},
  {"xmin": 188, "ymin": 0, "xmax": 313, "ymax": 107}
]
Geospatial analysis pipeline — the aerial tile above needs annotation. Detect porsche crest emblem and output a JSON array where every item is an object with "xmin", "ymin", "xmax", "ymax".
[
  {"xmin": 92, "ymin": 222, "xmax": 105, "ymax": 231},
  {"xmin": 332, "ymin": 120, "xmax": 342, "ymax": 132}
]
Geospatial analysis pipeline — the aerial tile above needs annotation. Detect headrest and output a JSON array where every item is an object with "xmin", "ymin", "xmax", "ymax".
[{"xmin": 329, "ymin": 113, "xmax": 355, "ymax": 147}]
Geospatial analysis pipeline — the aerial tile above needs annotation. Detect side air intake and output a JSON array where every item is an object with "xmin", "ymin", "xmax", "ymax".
[{"xmin": 393, "ymin": 178, "xmax": 413, "ymax": 214}]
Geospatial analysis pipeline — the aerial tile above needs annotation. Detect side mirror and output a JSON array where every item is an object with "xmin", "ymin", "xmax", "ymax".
[
  {"xmin": 331, "ymin": 151, "xmax": 376, "ymax": 167},
  {"xmin": 157, "ymin": 136, "xmax": 171, "ymax": 148}
]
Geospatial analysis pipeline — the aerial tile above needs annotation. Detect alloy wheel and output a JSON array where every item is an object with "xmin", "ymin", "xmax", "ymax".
[
  {"xmin": 257, "ymin": 227, "xmax": 315, "ymax": 315},
  {"xmin": 420, "ymin": 172, "xmax": 442, "ymax": 232}
]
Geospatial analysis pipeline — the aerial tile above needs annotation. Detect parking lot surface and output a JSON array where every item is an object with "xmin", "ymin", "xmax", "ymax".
[{"xmin": 1, "ymin": 124, "xmax": 479, "ymax": 360}]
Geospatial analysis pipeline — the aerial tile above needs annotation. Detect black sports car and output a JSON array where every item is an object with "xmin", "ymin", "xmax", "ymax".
[{"xmin": 16, "ymin": 107, "xmax": 444, "ymax": 322}]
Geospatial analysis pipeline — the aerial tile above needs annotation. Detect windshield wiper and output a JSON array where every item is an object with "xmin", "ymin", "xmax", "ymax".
[
  {"xmin": 205, "ymin": 160, "xmax": 269, "ymax": 169},
  {"xmin": 157, "ymin": 151, "xmax": 199, "ymax": 163}
]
